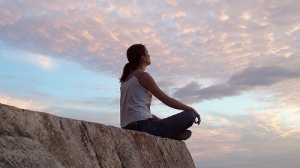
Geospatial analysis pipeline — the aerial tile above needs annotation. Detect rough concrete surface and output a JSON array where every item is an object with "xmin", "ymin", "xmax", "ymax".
[{"xmin": 0, "ymin": 103, "xmax": 195, "ymax": 168}]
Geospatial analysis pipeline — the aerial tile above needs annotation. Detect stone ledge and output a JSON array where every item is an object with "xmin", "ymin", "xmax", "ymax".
[{"xmin": 0, "ymin": 103, "xmax": 195, "ymax": 168}]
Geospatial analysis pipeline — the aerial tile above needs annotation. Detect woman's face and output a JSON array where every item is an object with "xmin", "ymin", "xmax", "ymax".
[{"xmin": 143, "ymin": 47, "xmax": 151, "ymax": 65}]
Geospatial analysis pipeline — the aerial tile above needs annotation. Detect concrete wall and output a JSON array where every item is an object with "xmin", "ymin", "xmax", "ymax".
[{"xmin": 0, "ymin": 103, "xmax": 195, "ymax": 168}]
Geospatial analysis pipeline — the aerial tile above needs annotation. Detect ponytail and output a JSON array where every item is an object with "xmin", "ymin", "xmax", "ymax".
[{"xmin": 119, "ymin": 63, "xmax": 138, "ymax": 83}]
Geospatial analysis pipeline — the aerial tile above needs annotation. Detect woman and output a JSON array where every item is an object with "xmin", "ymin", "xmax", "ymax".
[{"xmin": 120, "ymin": 44, "xmax": 201, "ymax": 140}]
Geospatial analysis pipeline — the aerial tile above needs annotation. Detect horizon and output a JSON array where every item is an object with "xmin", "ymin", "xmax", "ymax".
[{"xmin": 1, "ymin": 0, "xmax": 300, "ymax": 167}]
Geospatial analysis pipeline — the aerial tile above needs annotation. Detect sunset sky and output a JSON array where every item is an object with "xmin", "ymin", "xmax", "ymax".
[{"xmin": 1, "ymin": 0, "xmax": 300, "ymax": 167}]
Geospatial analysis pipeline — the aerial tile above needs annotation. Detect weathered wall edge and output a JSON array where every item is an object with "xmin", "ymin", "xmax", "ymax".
[{"xmin": 0, "ymin": 103, "xmax": 195, "ymax": 168}]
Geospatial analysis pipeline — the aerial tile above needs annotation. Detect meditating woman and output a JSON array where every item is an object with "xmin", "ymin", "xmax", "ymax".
[{"xmin": 120, "ymin": 44, "xmax": 201, "ymax": 140}]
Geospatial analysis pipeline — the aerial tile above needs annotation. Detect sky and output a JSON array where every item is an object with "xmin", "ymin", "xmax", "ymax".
[{"xmin": 1, "ymin": 0, "xmax": 300, "ymax": 167}]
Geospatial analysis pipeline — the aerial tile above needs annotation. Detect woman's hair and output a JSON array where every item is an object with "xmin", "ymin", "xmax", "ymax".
[{"xmin": 119, "ymin": 44, "xmax": 146, "ymax": 83}]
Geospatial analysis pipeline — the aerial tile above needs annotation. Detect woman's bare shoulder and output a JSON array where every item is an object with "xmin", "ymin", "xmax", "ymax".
[
  {"xmin": 139, "ymin": 72, "xmax": 157, "ymax": 89},
  {"xmin": 123, "ymin": 70, "xmax": 141, "ymax": 82}
]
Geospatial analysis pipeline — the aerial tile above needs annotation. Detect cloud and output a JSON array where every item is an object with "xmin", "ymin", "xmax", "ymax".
[
  {"xmin": 228, "ymin": 66, "xmax": 300, "ymax": 86},
  {"xmin": 0, "ymin": 94, "xmax": 49, "ymax": 111},
  {"xmin": 187, "ymin": 108, "xmax": 300, "ymax": 167},
  {"xmin": 172, "ymin": 66, "xmax": 300, "ymax": 103},
  {"xmin": 0, "ymin": 0, "xmax": 299, "ymax": 81},
  {"xmin": 30, "ymin": 54, "xmax": 56, "ymax": 70}
]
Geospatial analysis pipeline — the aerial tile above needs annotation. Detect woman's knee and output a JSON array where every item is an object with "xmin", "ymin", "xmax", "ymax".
[
  {"xmin": 184, "ymin": 110, "xmax": 196, "ymax": 120},
  {"xmin": 181, "ymin": 110, "xmax": 196, "ymax": 128}
]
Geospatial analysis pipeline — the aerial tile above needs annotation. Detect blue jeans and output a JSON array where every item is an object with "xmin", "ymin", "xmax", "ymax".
[{"xmin": 125, "ymin": 110, "xmax": 196, "ymax": 138}]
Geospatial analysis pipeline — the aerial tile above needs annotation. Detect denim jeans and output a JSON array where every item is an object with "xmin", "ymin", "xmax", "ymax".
[{"xmin": 125, "ymin": 110, "xmax": 196, "ymax": 138}]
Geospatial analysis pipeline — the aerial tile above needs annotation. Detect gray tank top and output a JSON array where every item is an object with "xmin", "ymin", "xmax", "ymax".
[{"xmin": 120, "ymin": 71, "xmax": 152, "ymax": 128}]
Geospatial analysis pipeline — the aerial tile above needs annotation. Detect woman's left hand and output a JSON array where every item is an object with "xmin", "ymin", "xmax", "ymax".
[{"xmin": 190, "ymin": 108, "xmax": 201, "ymax": 125}]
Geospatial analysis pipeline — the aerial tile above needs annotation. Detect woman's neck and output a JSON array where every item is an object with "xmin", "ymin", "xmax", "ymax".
[{"xmin": 137, "ymin": 64, "xmax": 147, "ymax": 72}]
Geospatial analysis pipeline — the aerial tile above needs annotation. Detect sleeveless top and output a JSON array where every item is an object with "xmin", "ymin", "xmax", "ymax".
[{"xmin": 120, "ymin": 71, "xmax": 152, "ymax": 128}]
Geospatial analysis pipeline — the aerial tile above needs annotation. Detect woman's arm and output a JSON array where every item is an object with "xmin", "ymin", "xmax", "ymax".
[{"xmin": 140, "ymin": 73, "xmax": 201, "ymax": 125}]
